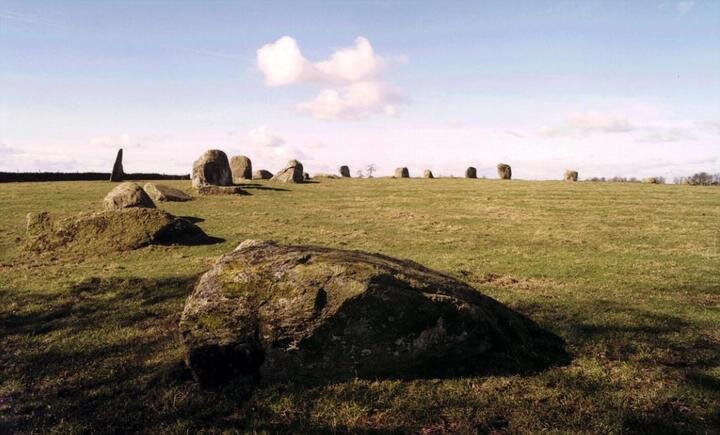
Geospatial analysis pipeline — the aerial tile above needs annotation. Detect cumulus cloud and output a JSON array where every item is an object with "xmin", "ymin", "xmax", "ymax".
[
  {"xmin": 256, "ymin": 36, "xmax": 309, "ymax": 86},
  {"xmin": 296, "ymin": 81, "xmax": 401, "ymax": 120},
  {"xmin": 257, "ymin": 36, "xmax": 385, "ymax": 86},
  {"xmin": 636, "ymin": 128, "xmax": 696, "ymax": 143},
  {"xmin": 538, "ymin": 112, "xmax": 634, "ymax": 137},
  {"xmin": 249, "ymin": 126, "xmax": 285, "ymax": 148},
  {"xmin": 257, "ymin": 36, "xmax": 402, "ymax": 120},
  {"xmin": 676, "ymin": 1, "xmax": 694, "ymax": 15}
]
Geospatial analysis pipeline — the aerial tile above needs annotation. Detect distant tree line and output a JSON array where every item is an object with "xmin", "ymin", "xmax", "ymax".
[
  {"xmin": 672, "ymin": 172, "xmax": 720, "ymax": 186},
  {"xmin": 584, "ymin": 172, "xmax": 718, "ymax": 186},
  {"xmin": 0, "ymin": 172, "xmax": 190, "ymax": 183}
]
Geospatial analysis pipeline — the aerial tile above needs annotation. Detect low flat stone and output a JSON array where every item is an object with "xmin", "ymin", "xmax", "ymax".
[
  {"xmin": 196, "ymin": 185, "xmax": 247, "ymax": 195},
  {"xmin": 144, "ymin": 183, "xmax": 192, "ymax": 202}
]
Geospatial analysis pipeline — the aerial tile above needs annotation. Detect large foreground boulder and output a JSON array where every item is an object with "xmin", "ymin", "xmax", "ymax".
[
  {"xmin": 230, "ymin": 155, "xmax": 253, "ymax": 182},
  {"xmin": 103, "ymin": 182, "xmax": 155, "ymax": 211},
  {"xmin": 465, "ymin": 167, "xmax": 477, "ymax": 179},
  {"xmin": 395, "ymin": 167, "xmax": 409, "ymax": 178},
  {"xmin": 192, "ymin": 150, "xmax": 233, "ymax": 189},
  {"xmin": 497, "ymin": 163, "xmax": 512, "ymax": 180},
  {"xmin": 271, "ymin": 159, "xmax": 304, "ymax": 183},
  {"xmin": 564, "ymin": 170, "xmax": 578, "ymax": 182},
  {"xmin": 252, "ymin": 169, "xmax": 273, "ymax": 180},
  {"xmin": 339, "ymin": 165, "xmax": 351, "ymax": 177},
  {"xmin": 144, "ymin": 183, "xmax": 192, "ymax": 202},
  {"xmin": 25, "ymin": 208, "xmax": 217, "ymax": 253},
  {"xmin": 179, "ymin": 241, "xmax": 569, "ymax": 387}
]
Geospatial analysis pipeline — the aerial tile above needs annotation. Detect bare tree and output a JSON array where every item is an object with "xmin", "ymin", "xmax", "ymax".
[
  {"xmin": 365, "ymin": 164, "xmax": 377, "ymax": 178},
  {"xmin": 356, "ymin": 169, "xmax": 364, "ymax": 178}
]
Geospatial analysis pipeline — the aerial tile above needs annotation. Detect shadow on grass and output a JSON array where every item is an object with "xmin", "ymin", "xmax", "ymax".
[
  {"xmin": 1, "ymin": 275, "xmax": 718, "ymax": 432},
  {"xmin": 234, "ymin": 183, "xmax": 291, "ymax": 192}
]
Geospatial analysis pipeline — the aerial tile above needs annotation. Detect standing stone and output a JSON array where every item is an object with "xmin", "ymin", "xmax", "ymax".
[
  {"xmin": 109, "ymin": 149, "xmax": 124, "ymax": 182},
  {"xmin": 564, "ymin": 170, "xmax": 578, "ymax": 182},
  {"xmin": 465, "ymin": 167, "xmax": 477, "ymax": 179},
  {"xmin": 423, "ymin": 169, "xmax": 434, "ymax": 179},
  {"xmin": 230, "ymin": 155, "xmax": 253, "ymax": 182},
  {"xmin": 271, "ymin": 159, "xmax": 304, "ymax": 183},
  {"xmin": 191, "ymin": 150, "xmax": 233, "ymax": 189},
  {"xmin": 339, "ymin": 165, "xmax": 351, "ymax": 178},
  {"xmin": 497, "ymin": 163, "xmax": 512, "ymax": 180},
  {"xmin": 103, "ymin": 182, "xmax": 156, "ymax": 211},
  {"xmin": 252, "ymin": 169, "xmax": 273, "ymax": 180},
  {"xmin": 303, "ymin": 172, "xmax": 310, "ymax": 181},
  {"xmin": 395, "ymin": 167, "xmax": 410, "ymax": 178}
]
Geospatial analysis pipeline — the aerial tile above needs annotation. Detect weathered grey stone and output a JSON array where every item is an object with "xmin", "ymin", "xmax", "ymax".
[
  {"xmin": 423, "ymin": 169, "xmax": 434, "ymax": 179},
  {"xmin": 230, "ymin": 155, "xmax": 253, "ymax": 182},
  {"xmin": 395, "ymin": 167, "xmax": 409, "ymax": 178},
  {"xmin": 179, "ymin": 241, "xmax": 569, "ymax": 387},
  {"xmin": 144, "ymin": 183, "xmax": 192, "ymax": 202},
  {"xmin": 497, "ymin": 163, "xmax": 512, "ymax": 180},
  {"xmin": 339, "ymin": 165, "xmax": 351, "ymax": 177},
  {"xmin": 110, "ymin": 148, "xmax": 124, "ymax": 182},
  {"xmin": 271, "ymin": 159, "xmax": 304, "ymax": 183},
  {"xmin": 25, "ymin": 208, "xmax": 214, "ymax": 252},
  {"xmin": 191, "ymin": 150, "xmax": 233, "ymax": 189},
  {"xmin": 197, "ymin": 185, "xmax": 246, "ymax": 195},
  {"xmin": 465, "ymin": 167, "xmax": 477, "ymax": 179},
  {"xmin": 103, "ymin": 182, "xmax": 155, "ymax": 211},
  {"xmin": 252, "ymin": 169, "xmax": 273, "ymax": 180},
  {"xmin": 564, "ymin": 170, "xmax": 578, "ymax": 182},
  {"xmin": 303, "ymin": 172, "xmax": 310, "ymax": 181}
]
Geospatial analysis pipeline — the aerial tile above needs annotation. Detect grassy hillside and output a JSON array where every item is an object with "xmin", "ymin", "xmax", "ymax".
[{"xmin": 1, "ymin": 178, "xmax": 718, "ymax": 432}]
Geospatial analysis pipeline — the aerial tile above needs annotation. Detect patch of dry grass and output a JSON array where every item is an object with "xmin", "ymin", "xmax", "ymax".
[{"xmin": 0, "ymin": 178, "xmax": 718, "ymax": 432}]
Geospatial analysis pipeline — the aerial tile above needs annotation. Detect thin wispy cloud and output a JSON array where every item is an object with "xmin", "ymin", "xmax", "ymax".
[
  {"xmin": 676, "ymin": 1, "xmax": 695, "ymax": 15},
  {"xmin": 177, "ymin": 47, "xmax": 240, "ymax": 60},
  {"xmin": 0, "ymin": 10, "xmax": 62, "ymax": 27},
  {"xmin": 538, "ymin": 112, "xmax": 634, "ymax": 138},
  {"xmin": 636, "ymin": 127, "xmax": 696, "ymax": 143}
]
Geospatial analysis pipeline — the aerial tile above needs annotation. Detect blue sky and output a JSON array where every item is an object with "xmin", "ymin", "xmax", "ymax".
[{"xmin": 1, "ymin": 0, "xmax": 718, "ymax": 178}]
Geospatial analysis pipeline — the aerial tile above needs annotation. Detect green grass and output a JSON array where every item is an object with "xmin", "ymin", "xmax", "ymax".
[{"xmin": 1, "ymin": 178, "xmax": 719, "ymax": 432}]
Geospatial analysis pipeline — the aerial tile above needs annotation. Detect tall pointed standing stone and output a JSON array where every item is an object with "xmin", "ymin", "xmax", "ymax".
[{"xmin": 110, "ymin": 148, "xmax": 124, "ymax": 182}]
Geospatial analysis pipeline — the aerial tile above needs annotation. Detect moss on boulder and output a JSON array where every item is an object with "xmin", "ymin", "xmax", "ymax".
[
  {"xmin": 25, "ymin": 208, "xmax": 216, "ymax": 252},
  {"xmin": 179, "ymin": 241, "xmax": 569, "ymax": 387}
]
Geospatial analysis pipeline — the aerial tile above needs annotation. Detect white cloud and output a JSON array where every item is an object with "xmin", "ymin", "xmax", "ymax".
[
  {"xmin": 538, "ymin": 112, "xmax": 634, "ymax": 137},
  {"xmin": 676, "ymin": 1, "xmax": 694, "ymax": 15},
  {"xmin": 314, "ymin": 37, "xmax": 385, "ymax": 84},
  {"xmin": 636, "ymin": 128, "xmax": 696, "ymax": 143},
  {"xmin": 256, "ymin": 36, "xmax": 402, "ymax": 120},
  {"xmin": 256, "ymin": 36, "xmax": 309, "ymax": 86},
  {"xmin": 249, "ymin": 125, "xmax": 285, "ymax": 147},
  {"xmin": 257, "ymin": 36, "xmax": 385, "ymax": 86},
  {"xmin": 297, "ymin": 81, "xmax": 401, "ymax": 120}
]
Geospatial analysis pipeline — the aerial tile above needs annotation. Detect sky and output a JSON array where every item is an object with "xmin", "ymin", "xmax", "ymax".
[{"xmin": 1, "ymin": 0, "xmax": 719, "ymax": 179}]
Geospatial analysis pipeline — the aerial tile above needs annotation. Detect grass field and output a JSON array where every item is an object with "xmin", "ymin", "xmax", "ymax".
[{"xmin": 1, "ymin": 178, "xmax": 719, "ymax": 432}]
